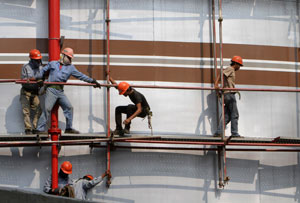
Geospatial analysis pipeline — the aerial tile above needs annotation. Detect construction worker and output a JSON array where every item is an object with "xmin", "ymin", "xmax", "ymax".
[
  {"xmin": 20, "ymin": 49, "xmax": 44, "ymax": 134},
  {"xmin": 43, "ymin": 161, "xmax": 74, "ymax": 195},
  {"xmin": 214, "ymin": 56, "xmax": 243, "ymax": 137},
  {"xmin": 109, "ymin": 76, "xmax": 151, "ymax": 136},
  {"xmin": 35, "ymin": 47, "xmax": 101, "ymax": 134},
  {"xmin": 73, "ymin": 171, "xmax": 110, "ymax": 200}
]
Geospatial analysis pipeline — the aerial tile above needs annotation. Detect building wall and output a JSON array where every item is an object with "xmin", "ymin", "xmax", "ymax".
[{"xmin": 0, "ymin": 0, "xmax": 299, "ymax": 202}]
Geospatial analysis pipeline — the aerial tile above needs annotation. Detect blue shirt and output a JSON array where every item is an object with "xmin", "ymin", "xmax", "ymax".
[
  {"xmin": 43, "ymin": 174, "xmax": 73, "ymax": 194},
  {"xmin": 38, "ymin": 61, "xmax": 93, "ymax": 83}
]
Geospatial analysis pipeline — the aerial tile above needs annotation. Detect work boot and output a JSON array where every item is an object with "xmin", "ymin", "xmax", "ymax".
[
  {"xmin": 65, "ymin": 128, "xmax": 80, "ymax": 134},
  {"xmin": 34, "ymin": 130, "xmax": 48, "ymax": 135},
  {"xmin": 231, "ymin": 134, "xmax": 243, "ymax": 138},
  {"xmin": 113, "ymin": 129, "xmax": 124, "ymax": 136},
  {"xmin": 213, "ymin": 133, "xmax": 221, "ymax": 137},
  {"xmin": 25, "ymin": 129, "xmax": 32, "ymax": 135},
  {"xmin": 123, "ymin": 128, "xmax": 130, "ymax": 134}
]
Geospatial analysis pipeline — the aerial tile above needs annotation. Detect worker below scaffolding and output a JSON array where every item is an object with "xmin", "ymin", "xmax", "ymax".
[
  {"xmin": 20, "ymin": 49, "xmax": 44, "ymax": 135},
  {"xmin": 44, "ymin": 161, "xmax": 74, "ymax": 195},
  {"xmin": 35, "ymin": 47, "xmax": 101, "ymax": 134},
  {"xmin": 109, "ymin": 75, "xmax": 151, "ymax": 136},
  {"xmin": 73, "ymin": 171, "xmax": 110, "ymax": 200},
  {"xmin": 214, "ymin": 56, "xmax": 243, "ymax": 137}
]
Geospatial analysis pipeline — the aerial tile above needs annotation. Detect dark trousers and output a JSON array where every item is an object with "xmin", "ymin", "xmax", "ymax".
[
  {"xmin": 216, "ymin": 93, "xmax": 239, "ymax": 135},
  {"xmin": 115, "ymin": 104, "xmax": 147, "ymax": 130}
]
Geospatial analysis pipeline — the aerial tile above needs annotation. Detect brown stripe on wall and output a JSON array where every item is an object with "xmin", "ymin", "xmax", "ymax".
[
  {"xmin": 2, "ymin": 64, "xmax": 300, "ymax": 87},
  {"xmin": 0, "ymin": 38, "xmax": 299, "ymax": 62}
]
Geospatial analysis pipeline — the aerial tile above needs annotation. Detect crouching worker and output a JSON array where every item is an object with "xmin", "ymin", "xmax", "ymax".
[
  {"xmin": 35, "ymin": 47, "xmax": 102, "ymax": 134},
  {"xmin": 109, "ymin": 76, "xmax": 151, "ymax": 136},
  {"xmin": 73, "ymin": 171, "xmax": 110, "ymax": 200},
  {"xmin": 43, "ymin": 161, "xmax": 74, "ymax": 196}
]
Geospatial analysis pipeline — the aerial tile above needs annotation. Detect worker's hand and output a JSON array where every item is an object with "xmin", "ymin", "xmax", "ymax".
[
  {"xmin": 123, "ymin": 118, "xmax": 131, "ymax": 125},
  {"xmin": 37, "ymin": 79, "xmax": 44, "ymax": 87},
  {"xmin": 107, "ymin": 171, "xmax": 112, "ymax": 179},
  {"xmin": 51, "ymin": 188, "xmax": 60, "ymax": 194},
  {"xmin": 214, "ymin": 85, "xmax": 221, "ymax": 97},
  {"xmin": 92, "ymin": 79, "xmax": 101, "ymax": 89},
  {"xmin": 101, "ymin": 172, "xmax": 106, "ymax": 179}
]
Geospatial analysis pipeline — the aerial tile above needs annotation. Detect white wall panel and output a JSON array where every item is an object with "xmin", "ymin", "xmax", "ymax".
[{"xmin": 0, "ymin": 0, "xmax": 299, "ymax": 47}]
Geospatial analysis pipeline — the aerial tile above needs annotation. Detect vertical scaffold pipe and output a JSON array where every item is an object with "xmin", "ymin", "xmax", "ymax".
[
  {"xmin": 105, "ymin": 0, "xmax": 112, "ymax": 187},
  {"xmin": 212, "ymin": 0, "xmax": 220, "ymax": 131},
  {"xmin": 48, "ymin": 0, "xmax": 61, "ymax": 190},
  {"xmin": 218, "ymin": 0, "xmax": 228, "ymax": 187}
]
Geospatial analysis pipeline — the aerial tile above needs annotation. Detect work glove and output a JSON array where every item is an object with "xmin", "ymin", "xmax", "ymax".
[
  {"xmin": 36, "ymin": 79, "xmax": 44, "ymax": 87},
  {"xmin": 51, "ymin": 187, "xmax": 60, "ymax": 194},
  {"xmin": 92, "ymin": 79, "xmax": 101, "ymax": 89}
]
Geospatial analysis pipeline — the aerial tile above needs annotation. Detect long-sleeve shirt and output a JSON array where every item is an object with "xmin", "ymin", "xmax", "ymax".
[
  {"xmin": 43, "ymin": 174, "xmax": 73, "ymax": 194},
  {"xmin": 38, "ymin": 61, "xmax": 94, "ymax": 83},
  {"xmin": 21, "ymin": 61, "xmax": 43, "ymax": 92},
  {"xmin": 73, "ymin": 176, "xmax": 104, "ymax": 200}
]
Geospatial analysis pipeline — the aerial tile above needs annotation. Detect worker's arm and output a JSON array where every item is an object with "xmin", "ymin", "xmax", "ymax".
[
  {"xmin": 123, "ymin": 103, "xmax": 142, "ymax": 125},
  {"xmin": 82, "ymin": 172, "xmax": 108, "ymax": 190},
  {"xmin": 43, "ymin": 175, "xmax": 52, "ymax": 194},
  {"xmin": 108, "ymin": 76, "xmax": 118, "ymax": 89},
  {"xmin": 214, "ymin": 74, "xmax": 220, "ymax": 89}
]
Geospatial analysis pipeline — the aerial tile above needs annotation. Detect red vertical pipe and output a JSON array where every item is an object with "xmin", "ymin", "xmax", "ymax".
[
  {"xmin": 105, "ymin": 0, "xmax": 111, "ymax": 187},
  {"xmin": 48, "ymin": 0, "xmax": 61, "ymax": 190}
]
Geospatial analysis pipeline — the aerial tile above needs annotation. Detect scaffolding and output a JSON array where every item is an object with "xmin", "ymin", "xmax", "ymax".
[{"xmin": 0, "ymin": 0, "xmax": 300, "ymax": 192}]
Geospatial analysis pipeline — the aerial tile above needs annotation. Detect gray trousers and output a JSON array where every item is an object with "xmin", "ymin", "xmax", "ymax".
[{"xmin": 216, "ymin": 93, "xmax": 239, "ymax": 135}]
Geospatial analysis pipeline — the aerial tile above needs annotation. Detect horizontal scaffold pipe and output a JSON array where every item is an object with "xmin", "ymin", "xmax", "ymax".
[
  {"xmin": 93, "ymin": 145, "xmax": 300, "ymax": 152},
  {"xmin": 115, "ymin": 139, "xmax": 300, "ymax": 147},
  {"xmin": 0, "ymin": 79, "xmax": 19, "ymax": 83},
  {"xmin": 13, "ymin": 80, "xmax": 300, "ymax": 93},
  {"xmin": 0, "ymin": 136, "xmax": 161, "ymax": 147},
  {"xmin": 0, "ymin": 138, "xmax": 110, "ymax": 147}
]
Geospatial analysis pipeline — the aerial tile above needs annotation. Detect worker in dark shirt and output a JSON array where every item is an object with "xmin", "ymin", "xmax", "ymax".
[{"xmin": 109, "ymin": 76, "xmax": 151, "ymax": 136}]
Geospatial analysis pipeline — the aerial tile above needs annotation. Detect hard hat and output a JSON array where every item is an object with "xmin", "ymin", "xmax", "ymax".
[
  {"xmin": 29, "ymin": 49, "xmax": 42, "ymax": 60},
  {"xmin": 118, "ymin": 82, "xmax": 130, "ymax": 95},
  {"xmin": 60, "ymin": 161, "xmax": 72, "ymax": 174},
  {"xmin": 83, "ymin": 174, "xmax": 94, "ymax": 180},
  {"xmin": 231, "ymin": 56, "xmax": 243, "ymax": 66},
  {"xmin": 61, "ymin": 47, "xmax": 74, "ymax": 58}
]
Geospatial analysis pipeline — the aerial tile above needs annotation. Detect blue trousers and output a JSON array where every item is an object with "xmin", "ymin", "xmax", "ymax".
[
  {"xmin": 37, "ymin": 88, "xmax": 73, "ymax": 131},
  {"xmin": 216, "ymin": 93, "xmax": 239, "ymax": 135}
]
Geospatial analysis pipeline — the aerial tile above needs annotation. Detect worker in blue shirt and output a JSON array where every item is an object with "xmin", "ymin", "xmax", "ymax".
[
  {"xmin": 35, "ymin": 47, "xmax": 101, "ymax": 134},
  {"xmin": 43, "ymin": 161, "xmax": 74, "ymax": 195},
  {"xmin": 20, "ymin": 49, "xmax": 44, "ymax": 134},
  {"xmin": 73, "ymin": 172, "xmax": 110, "ymax": 200}
]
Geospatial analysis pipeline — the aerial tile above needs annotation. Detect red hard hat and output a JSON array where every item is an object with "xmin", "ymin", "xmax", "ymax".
[
  {"xmin": 118, "ymin": 82, "xmax": 130, "ymax": 95},
  {"xmin": 61, "ymin": 47, "xmax": 74, "ymax": 58},
  {"xmin": 60, "ymin": 161, "xmax": 72, "ymax": 174},
  {"xmin": 29, "ymin": 49, "xmax": 42, "ymax": 60},
  {"xmin": 83, "ymin": 174, "xmax": 94, "ymax": 180},
  {"xmin": 231, "ymin": 56, "xmax": 243, "ymax": 66}
]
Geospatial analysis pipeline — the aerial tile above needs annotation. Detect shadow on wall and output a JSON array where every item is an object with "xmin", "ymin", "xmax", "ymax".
[
  {"xmin": 107, "ymin": 149, "xmax": 300, "ymax": 202},
  {"xmin": 0, "ymin": 147, "xmax": 300, "ymax": 202},
  {"xmin": 0, "ymin": 147, "xmax": 107, "ymax": 194},
  {"xmin": 5, "ymin": 95, "xmax": 24, "ymax": 134},
  {"xmin": 195, "ymin": 91, "xmax": 218, "ymax": 136}
]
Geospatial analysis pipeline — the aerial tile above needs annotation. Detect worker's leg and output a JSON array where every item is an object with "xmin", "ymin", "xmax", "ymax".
[
  {"xmin": 58, "ymin": 91, "xmax": 73, "ymax": 130},
  {"xmin": 31, "ymin": 94, "xmax": 42, "ymax": 130},
  {"xmin": 20, "ymin": 88, "xmax": 32, "ymax": 132},
  {"xmin": 124, "ymin": 104, "xmax": 137, "ymax": 130},
  {"xmin": 214, "ymin": 94, "xmax": 231, "ymax": 136},
  {"xmin": 36, "ymin": 88, "xmax": 58, "ymax": 131},
  {"xmin": 229, "ymin": 94, "xmax": 239, "ymax": 136},
  {"xmin": 115, "ymin": 105, "xmax": 128, "ymax": 130},
  {"xmin": 224, "ymin": 93, "xmax": 231, "ymax": 126}
]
